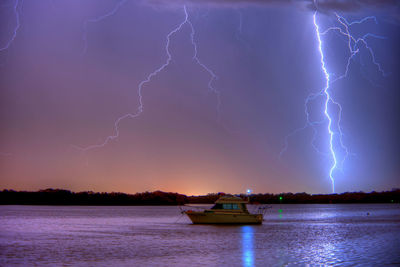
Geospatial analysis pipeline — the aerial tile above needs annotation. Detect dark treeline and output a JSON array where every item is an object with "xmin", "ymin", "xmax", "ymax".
[
  {"xmin": 248, "ymin": 190, "xmax": 399, "ymax": 204},
  {"xmin": 189, "ymin": 190, "xmax": 400, "ymax": 204},
  {"xmin": 0, "ymin": 189, "xmax": 188, "ymax": 205},
  {"xmin": 0, "ymin": 188, "xmax": 399, "ymax": 205}
]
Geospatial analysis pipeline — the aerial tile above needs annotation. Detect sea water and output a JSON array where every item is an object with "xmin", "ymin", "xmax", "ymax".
[{"xmin": 1, "ymin": 204, "xmax": 399, "ymax": 266}]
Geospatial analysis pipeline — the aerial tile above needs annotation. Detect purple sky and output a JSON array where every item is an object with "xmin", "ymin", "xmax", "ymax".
[{"xmin": 0, "ymin": 0, "xmax": 399, "ymax": 195}]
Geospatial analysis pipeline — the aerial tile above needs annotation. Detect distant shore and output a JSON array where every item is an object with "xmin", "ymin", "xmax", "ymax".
[{"xmin": 0, "ymin": 189, "xmax": 399, "ymax": 205}]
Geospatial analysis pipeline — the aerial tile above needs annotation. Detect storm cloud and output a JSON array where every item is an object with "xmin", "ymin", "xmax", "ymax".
[{"xmin": 144, "ymin": 0, "xmax": 399, "ymax": 14}]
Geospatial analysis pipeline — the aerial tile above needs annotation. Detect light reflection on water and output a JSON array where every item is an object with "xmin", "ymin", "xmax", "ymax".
[
  {"xmin": 241, "ymin": 226, "xmax": 254, "ymax": 267},
  {"xmin": 0, "ymin": 204, "xmax": 399, "ymax": 266}
]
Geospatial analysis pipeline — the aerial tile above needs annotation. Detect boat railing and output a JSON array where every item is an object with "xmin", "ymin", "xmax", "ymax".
[
  {"xmin": 179, "ymin": 204, "xmax": 210, "ymax": 214},
  {"xmin": 248, "ymin": 205, "xmax": 272, "ymax": 216}
]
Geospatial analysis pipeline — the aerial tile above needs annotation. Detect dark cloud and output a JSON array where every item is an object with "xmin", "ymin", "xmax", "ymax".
[
  {"xmin": 144, "ymin": 0, "xmax": 399, "ymax": 14},
  {"xmin": 308, "ymin": 0, "xmax": 399, "ymax": 13},
  {"xmin": 143, "ymin": 0, "xmax": 302, "ymax": 9}
]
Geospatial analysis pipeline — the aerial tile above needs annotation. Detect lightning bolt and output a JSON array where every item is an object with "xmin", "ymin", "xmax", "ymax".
[
  {"xmin": 280, "ymin": 12, "xmax": 387, "ymax": 193},
  {"xmin": 314, "ymin": 12, "xmax": 336, "ymax": 192},
  {"xmin": 0, "ymin": 0, "xmax": 21, "ymax": 157},
  {"xmin": 234, "ymin": 10, "xmax": 250, "ymax": 51},
  {"xmin": 187, "ymin": 17, "xmax": 221, "ymax": 120},
  {"xmin": 0, "ymin": 0, "xmax": 21, "ymax": 52},
  {"xmin": 75, "ymin": 5, "xmax": 220, "ymax": 152},
  {"xmin": 81, "ymin": 0, "xmax": 128, "ymax": 55}
]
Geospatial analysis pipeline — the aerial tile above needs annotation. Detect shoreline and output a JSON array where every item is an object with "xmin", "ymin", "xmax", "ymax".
[{"xmin": 1, "ymin": 188, "xmax": 399, "ymax": 205}]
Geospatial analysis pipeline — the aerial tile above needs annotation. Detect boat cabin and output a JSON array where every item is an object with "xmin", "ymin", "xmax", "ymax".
[{"xmin": 208, "ymin": 196, "xmax": 249, "ymax": 213}]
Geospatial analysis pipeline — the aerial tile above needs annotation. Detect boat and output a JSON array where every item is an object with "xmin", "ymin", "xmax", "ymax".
[{"xmin": 183, "ymin": 195, "xmax": 263, "ymax": 224}]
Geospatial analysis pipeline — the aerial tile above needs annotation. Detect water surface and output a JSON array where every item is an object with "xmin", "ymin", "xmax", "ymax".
[{"xmin": 1, "ymin": 204, "xmax": 399, "ymax": 266}]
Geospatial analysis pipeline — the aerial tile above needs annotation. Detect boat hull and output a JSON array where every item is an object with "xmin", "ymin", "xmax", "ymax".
[{"xmin": 185, "ymin": 211, "xmax": 263, "ymax": 224}]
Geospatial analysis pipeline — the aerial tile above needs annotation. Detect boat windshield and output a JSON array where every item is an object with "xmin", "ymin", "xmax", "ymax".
[{"xmin": 211, "ymin": 203, "xmax": 241, "ymax": 210}]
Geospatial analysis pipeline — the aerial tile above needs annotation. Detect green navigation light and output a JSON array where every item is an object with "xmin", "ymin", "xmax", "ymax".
[{"xmin": 279, "ymin": 196, "xmax": 283, "ymax": 201}]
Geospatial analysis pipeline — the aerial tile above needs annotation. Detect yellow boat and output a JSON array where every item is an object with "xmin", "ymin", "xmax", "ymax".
[{"xmin": 184, "ymin": 195, "xmax": 263, "ymax": 224}]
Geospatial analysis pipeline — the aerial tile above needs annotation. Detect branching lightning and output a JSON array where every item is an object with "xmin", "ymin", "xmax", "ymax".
[
  {"xmin": 187, "ymin": 17, "xmax": 221, "ymax": 120},
  {"xmin": 280, "ymin": 11, "xmax": 388, "ymax": 193},
  {"xmin": 81, "ymin": 0, "xmax": 128, "ymax": 55},
  {"xmin": 0, "ymin": 0, "xmax": 21, "ymax": 52},
  {"xmin": 75, "ymin": 5, "xmax": 220, "ymax": 152}
]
